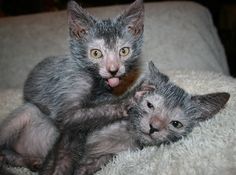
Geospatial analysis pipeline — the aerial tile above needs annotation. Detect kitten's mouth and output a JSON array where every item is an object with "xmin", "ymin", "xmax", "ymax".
[
  {"xmin": 107, "ymin": 77, "xmax": 120, "ymax": 88},
  {"xmin": 141, "ymin": 131, "xmax": 153, "ymax": 139}
]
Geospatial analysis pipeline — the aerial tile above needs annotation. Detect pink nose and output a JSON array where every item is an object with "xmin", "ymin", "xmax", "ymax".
[
  {"xmin": 108, "ymin": 64, "xmax": 119, "ymax": 76},
  {"xmin": 149, "ymin": 117, "xmax": 165, "ymax": 134}
]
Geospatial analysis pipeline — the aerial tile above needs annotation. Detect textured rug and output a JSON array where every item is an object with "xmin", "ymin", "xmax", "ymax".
[{"xmin": 1, "ymin": 70, "xmax": 236, "ymax": 175}]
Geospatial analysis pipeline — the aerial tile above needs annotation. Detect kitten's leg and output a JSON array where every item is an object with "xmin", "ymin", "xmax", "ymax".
[
  {"xmin": 39, "ymin": 133, "xmax": 85, "ymax": 175},
  {"xmin": 0, "ymin": 103, "xmax": 33, "ymax": 148},
  {"xmin": 40, "ymin": 109, "xmax": 121, "ymax": 175},
  {"xmin": 58, "ymin": 102, "xmax": 128, "ymax": 131},
  {"xmin": 1, "ymin": 149, "xmax": 42, "ymax": 172},
  {"xmin": 0, "ymin": 103, "xmax": 58, "ymax": 171},
  {"xmin": 40, "ymin": 137, "xmax": 113, "ymax": 175},
  {"xmin": 41, "ymin": 102, "xmax": 128, "ymax": 175},
  {"xmin": 0, "ymin": 103, "xmax": 38, "ymax": 170}
]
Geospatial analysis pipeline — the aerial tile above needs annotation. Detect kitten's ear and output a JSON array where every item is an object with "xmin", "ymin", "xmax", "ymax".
[
  {"xmin": 148, "ymin": 61, "xmax": 160, "ymax": 79},
  {"xmin": 192, "ymin": 92, "xmax": 230, "ymax": 121},
  {"xmin": 148, "ymin": 61, "xmax": 169, "ymax": 83},
  {"xmin": 67, "ymin": 1, "xmax": 96, "ymax": 39},
  {"xmin": 118, "ymin": 0, "xmax": 144, "ymax": 36},
  {"xmin": 134, "ymin": 61, "xmax": 168, "ymax": 102},
  {"xmin": 134, "ymin": 84, "xmax": 155, "ymax": 102}
]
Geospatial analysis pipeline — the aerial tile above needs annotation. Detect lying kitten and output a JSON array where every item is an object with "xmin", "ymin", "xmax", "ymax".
[{"xmin": 40, "ymin": 62, "xmax": 230, "ymax": 175}]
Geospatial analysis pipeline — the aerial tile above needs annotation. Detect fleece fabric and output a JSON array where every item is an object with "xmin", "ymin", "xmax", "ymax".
[
  {"xmin": 0, "ymin": 1, "xmax": 234, "ymax": 175},
  {"xmin": 1, "ymin": 70, "xmax": 236, "ymax": 175}
]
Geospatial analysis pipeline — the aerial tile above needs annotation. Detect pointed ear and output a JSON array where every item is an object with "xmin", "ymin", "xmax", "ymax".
[
  {"xmin": 192, "ymin": 92, "xmax": 230, "ymax": 121},
  {"xmin": 118, "ymin": 0, "xmax": 144, "ymax": 36},
  {"xmin": 133, "ymin": 61, "xmax": 169, "ymax": 102},
  {"xmin": 67, "ymin": 1, "xmax": 95, "ymax": 39},
  {"xmin": 148, "ymin": 61, "xmax": 169, "ymax": 83},
  {"xmin": 148, "ymin": 61, "xmax": 159, "ymax": 77}
]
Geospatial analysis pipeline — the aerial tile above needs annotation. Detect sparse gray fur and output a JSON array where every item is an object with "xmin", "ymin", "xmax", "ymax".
[
  {"xmin": 39, "ymin": 62, "xmax": 230, "ymax": 175},
  {"xmin": 0, "ymin": 0, "xmax": 144, "ymax": 173}
]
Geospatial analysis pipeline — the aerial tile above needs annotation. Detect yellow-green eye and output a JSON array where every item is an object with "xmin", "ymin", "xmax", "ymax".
[
  {"xmin": 90, "ymin": 49, "xmax": 103, "ymax": 59},
  {"xmin": 119, "ymin": 47, "xmax": 130, "ymax": 57},
  {"xmin": 170, "ymin": 121, "xmax": 183, "ymax": 128}
]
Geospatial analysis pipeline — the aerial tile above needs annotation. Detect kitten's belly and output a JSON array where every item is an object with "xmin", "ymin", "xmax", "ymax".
[{"xmin": 86, "ymin": 121, "xmax": 136, "ymax": 158}]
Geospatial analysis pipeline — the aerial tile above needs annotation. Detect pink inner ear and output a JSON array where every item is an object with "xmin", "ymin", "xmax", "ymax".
[
  {"xmin": 128, "ymin": 26, "xmax": 138, "ymax": 36},
  {"xmin": 68, "ymin": 4, "xmax": 91, "ymax": 39},
  {"xmin": 128, "ymin": 22, "xmax": 143, "ymax": 36},
  {"xmin": 141, "ymin": 84, "xmax": 156, "ymax": 91},
  {"xmin": 70, "ymin": 23, "xmax": 88, "ymax": 39},
  {"xmin": 134, "ymin": 85, "xmax": 156, "ymax": 100},
  {"xmin": 76, "ymin": 28, "xmax": 87, "ymax": 38},
  {"xmin": 135, "ymin": 91, "xmax": 146, "ymax": 99},
  {"xmin": 122, "ymin": 0, "xmax": 144, "ymax": 36}
]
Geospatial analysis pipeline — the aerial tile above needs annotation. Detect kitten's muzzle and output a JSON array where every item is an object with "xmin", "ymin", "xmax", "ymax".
[
  {"xmin": 106, "ymin": 61, "xmax": 120, "ymax": 76},
  {"xmin": 108, "ymin": 68, "xmax": 119, "ymax": 77},
  {"xmin": 105, "ymin": 67, "xmax": 124, "ymax": 88},
  {"xmin": 149, "ymin": 116, "xmax": 166, "ymax": 135},
  {"xmin": 149, "ymin": 124, "xmax": 160, "ymax": 134}
]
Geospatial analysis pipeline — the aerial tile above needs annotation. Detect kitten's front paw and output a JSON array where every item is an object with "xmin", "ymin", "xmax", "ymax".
[
  {"xmin": 120, "ymin": 102, "xmax": 131, "ymax": 118},
  {"xmin": 123, "ymin": 109, "xmax": 128, "ymax": 117}
]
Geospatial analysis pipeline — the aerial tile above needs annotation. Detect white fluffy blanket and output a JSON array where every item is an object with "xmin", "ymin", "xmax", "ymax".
[
  {"xmin": 1, "ymin": 70, "xmax": 236, "ymax": 175},
  {"xmin": 0, "ymin": 1, "xmax": 234, "ymax": 175}
]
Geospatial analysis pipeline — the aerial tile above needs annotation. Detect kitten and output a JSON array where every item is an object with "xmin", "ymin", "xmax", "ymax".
[
  {"xmin": 0, "ymin": 0, "xmax": 144, "ymax": 172},
  {"xmin": 39, "ymin": 62, "xmax": 230, "ymax": 175}
]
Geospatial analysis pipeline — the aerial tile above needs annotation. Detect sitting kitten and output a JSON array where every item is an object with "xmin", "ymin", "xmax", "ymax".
[
  {"xmin": 40, "ymin": 62, "xmax": 230, "ymax": 175},
  {"xmin": 0, "ymin": 0, "xmax": 144, "ymax": 173}
]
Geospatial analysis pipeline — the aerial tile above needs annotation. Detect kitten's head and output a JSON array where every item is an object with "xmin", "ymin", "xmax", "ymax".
[
  {"xmin": 129, "ymin": 62, "xmax": 230, "ymax": 147},
  {"xmin": 68, "ymin": 0, "xmax": 144, "ymax": 88}
]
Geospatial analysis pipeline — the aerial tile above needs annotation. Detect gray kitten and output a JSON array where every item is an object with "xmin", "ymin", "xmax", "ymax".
[
  {"xmin": 0, "ymin": 0, "xmax": 144, "ymax": 172},
  {"xmin": 40, "ymin": 62, "xmax": 230, "ymax": 175}
]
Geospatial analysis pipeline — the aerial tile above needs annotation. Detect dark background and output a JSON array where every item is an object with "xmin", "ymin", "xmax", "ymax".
[{"xmin": 0, "ymin": 0, "xmax": 235, "ymax": 77}]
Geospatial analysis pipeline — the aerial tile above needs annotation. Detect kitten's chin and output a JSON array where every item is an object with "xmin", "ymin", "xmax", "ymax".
[{"xmin": 138, "ymin": 132, "xmax": 163, "ymax": 147}]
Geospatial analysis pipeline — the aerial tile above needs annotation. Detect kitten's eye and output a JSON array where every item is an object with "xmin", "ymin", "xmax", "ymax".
[
  {"xmin": 119, "ymin": 47, "xmax": 130, "ymax": 57},
  {"xmin": 146, "ymin": 101, "xmax": 154, "ymax": 109},
  {"xmin": 90, "ymin": 49, "xmax": 103, "ymax": 59},
  {"xmin": 170, "ymin": 121, "xmax": 183, "ymax": 128}
]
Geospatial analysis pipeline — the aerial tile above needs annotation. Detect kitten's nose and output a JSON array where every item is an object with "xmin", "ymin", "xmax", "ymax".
[
  {"xmin": 108, "ymin": 65, "xmax": 119, "ymax": 76},
  {"xmin": 149, "ymin": 116, "xmax": 166, "ymax": 134},
  {"xmin": 149, "ymin": 124, "xmax": 160, "ymax": 134},
  {"xmin": 109, "ymin": 69, "xmax": 118, "ymax": 76}
]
